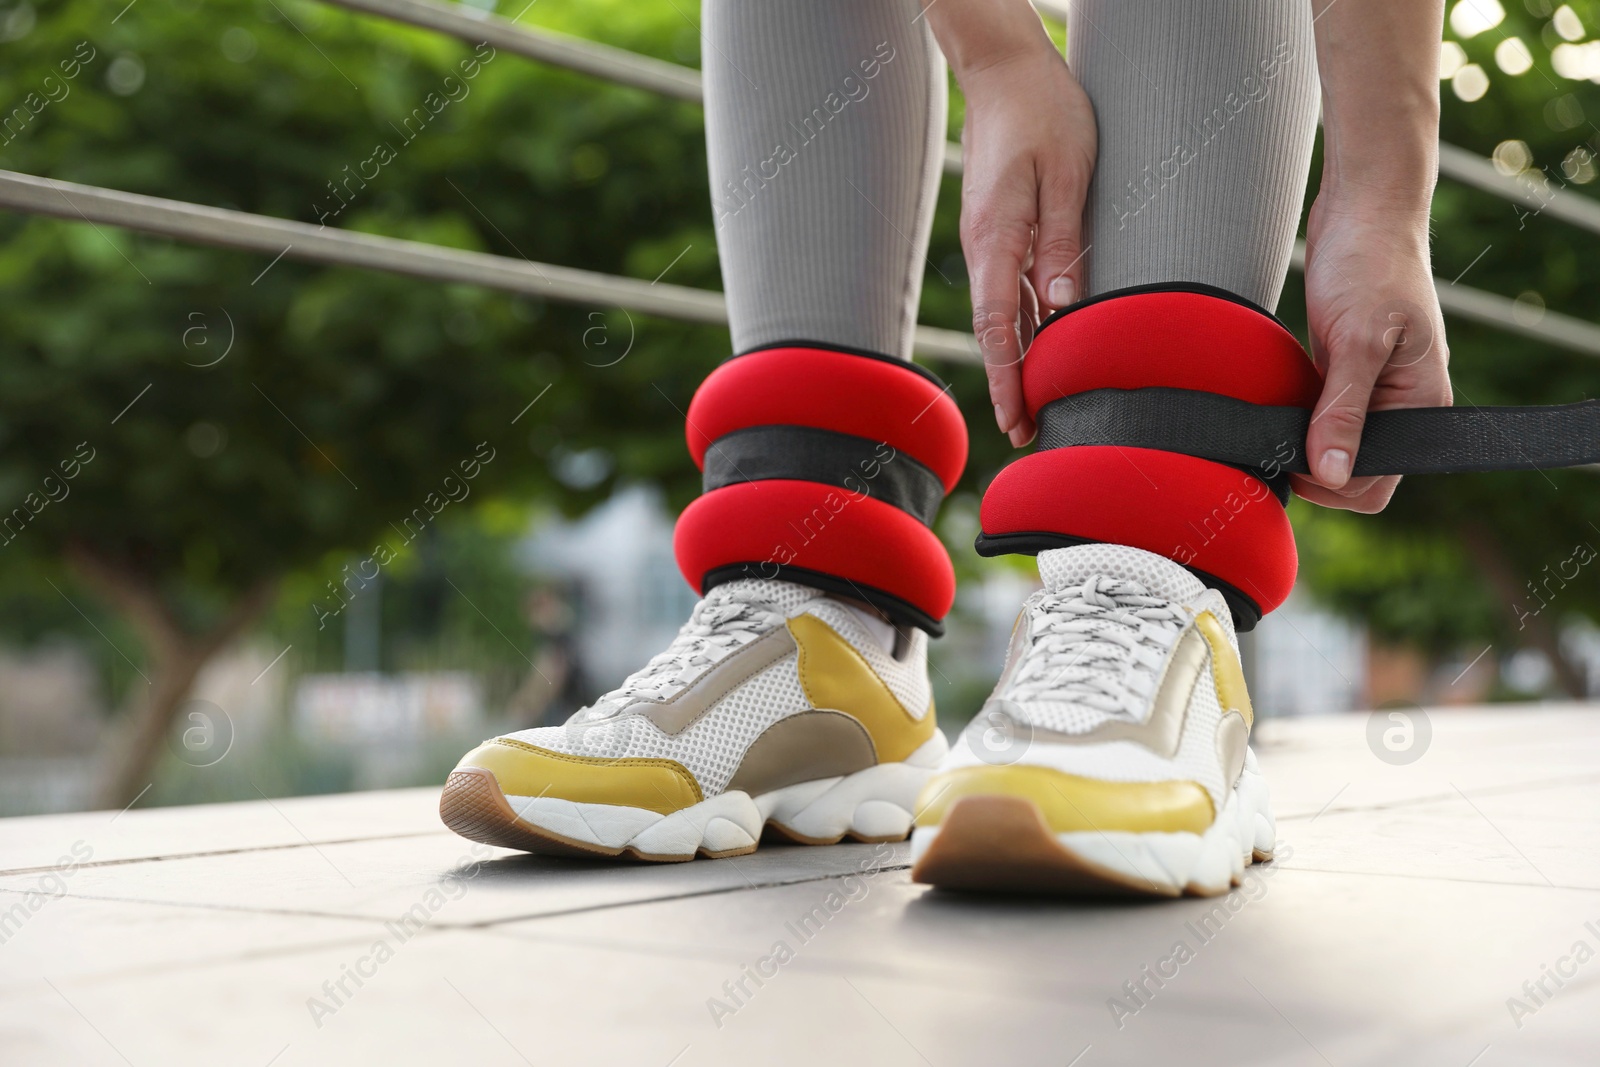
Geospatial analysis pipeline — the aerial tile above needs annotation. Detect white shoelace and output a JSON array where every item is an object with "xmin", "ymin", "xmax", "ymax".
[
  {"xmin": 1008, "ymin": 576, "xmax": 1189, "ymax": 722},
  {"xmin": 570, "ymin": 585, "xmax": 785, "ymax": 723}
]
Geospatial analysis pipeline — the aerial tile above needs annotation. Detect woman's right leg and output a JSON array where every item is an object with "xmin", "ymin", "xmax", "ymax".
[
  {"xmin": 705, "ymin": 0, "xmax": 947, "ymax": 360},
  {"xmin": 687, "ymin": 0, "xmax": 963, "ymax": 632}
]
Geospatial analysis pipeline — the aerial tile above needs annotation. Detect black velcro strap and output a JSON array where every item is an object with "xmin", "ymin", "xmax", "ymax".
[
  {"xmin": 703, "ymin": 425, "xmax": 945, "ymax": 526},
  {"xmin": 1037, "ymin": 388, "xmax": 1600, "ymax": 478}
]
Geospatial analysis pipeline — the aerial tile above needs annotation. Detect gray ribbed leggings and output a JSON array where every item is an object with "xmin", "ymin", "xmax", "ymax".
[{"xmin": 703, "ymin": 0, "xmax": 1321, "ymax": 361}]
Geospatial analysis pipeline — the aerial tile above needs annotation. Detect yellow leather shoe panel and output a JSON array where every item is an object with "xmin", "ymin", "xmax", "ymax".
[
  {"xmin": 1195, "ymin": 611, "xmax": 1253, "ymax": 729},
  {"xmin": 454, "ymin": 739, "xmax": 702, "ymax": 814},
  {"xmin": 787, "ymin": 614, "xmax": 935, "ymax": 763},
  {"xmin": 914, "ymin": 764, "xmax": 1215, "ymax": 835}
]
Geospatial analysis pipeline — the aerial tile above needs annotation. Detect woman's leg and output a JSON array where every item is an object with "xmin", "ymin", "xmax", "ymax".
[
  {"xmin": 684, "ymin": 0, "xmax": 965, "ymax": 637},
  {"xmin": 1070, "ymin": 0, "xmax": 1320, "ymax": 307},
  {"xmin": 975, "ymin": 0, "xmax": 1324, "ymax": 621},
  {"xmin": 704, "ymin": 0, "xmax": 947, "ymax": 360},
  {"xmin": 440, "ymin": 2, "xmax": 967, "ymax": 863}
]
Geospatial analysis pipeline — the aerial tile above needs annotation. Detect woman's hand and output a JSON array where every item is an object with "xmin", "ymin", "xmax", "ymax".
[
  {"xmin": 924, "ymin": 2, "xmax": 1096, "ymax": 448},
  {"xmin": 1299, "ymin": 0, "xmax": 1450, "ymax": 513},
  {"xmin": 1295, "ymin": 197, "xmax": 1451, "ymax": 512}
]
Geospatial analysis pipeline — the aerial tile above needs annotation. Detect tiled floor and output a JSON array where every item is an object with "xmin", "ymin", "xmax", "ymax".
[{"xmin": 3, "ymin": 707, "xmax": 1598, "ymax": 1066}]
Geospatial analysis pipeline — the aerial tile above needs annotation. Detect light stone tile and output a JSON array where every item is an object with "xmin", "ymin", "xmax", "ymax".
[
  {"xmin": 0, "ymin": 786, "xmax": 446, "ymax": 873},
  {"xmin": 0, "ymin": 828, "xmax": 910, "ymax": 926},
  {"xmin": 1258, "ymin": 706, "xmax": 1600, "ymax": 822},
  {"xmin": 486, "ymin": 867, "xmax": 1600, "ymax": 1066},
  {"xmin": 1276, "ymin": 790, "xmax": 1600, "ymax": 888},
  {"xmin": 0, "ymin": 892, "xmax": 380, "ymax": 993},
  {"xmin": 3, "ymin": 710, "xmax": 1599, "ymax": 1066},
  {"xmin": 17, "ymin": 862, "xmax": 1567, "ymax": 1067},
  {"xmin": 0, "ymin": 926, "xmax": 750, "ymax": 1067}
]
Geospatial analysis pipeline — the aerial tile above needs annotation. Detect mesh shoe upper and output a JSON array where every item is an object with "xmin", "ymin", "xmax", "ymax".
[
  {"xmin": 948, "ymin": 543, "xmax": 1247, "ymax": 813},
  {"xmin": 502, "ymin": 579, "xmax": 933, "ymax": 796}
]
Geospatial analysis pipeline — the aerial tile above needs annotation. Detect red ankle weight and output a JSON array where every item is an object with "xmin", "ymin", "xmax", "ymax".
[
  {"xmin": 675, "ymin": 343, "xmax": 968, "ymax": 634},
  {"xmin": 977, "ymin": 284, "xmax": 1323, "ymax": 628}
]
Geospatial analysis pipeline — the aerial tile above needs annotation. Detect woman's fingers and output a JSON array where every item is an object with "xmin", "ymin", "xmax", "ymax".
[
  {"xmin": 963, "ymin": 155, "xmax": 1084, "ymax": 448},
  {"xmin": 1297, "ymin": 198, "xmax": 1451, "ymax": 514},
  {"xmin": 1289, "ymin": 473, "xmax": 1399, "ymax": 514},
  {"xmin": 968, "ymin": 241, "xmax": 1032, "ymax": 447},
  {"xmin": 953, "ymin": 47, "xmax": 1097, "ymax": 449},
  {"xmin": 1019, "ymin": 272, "xmax": 1040, "ymax": 352},
  {"xmin": 1028, "ymin": 162, "xmax": 1091, "ymax": 316},
  {"xmin": 963, "ymin": 170, "xmax": 1037, "ymax": 447},
  {"xmin": 1304, "ymin": 318, "xmax": 1388, "ymax": 493}
]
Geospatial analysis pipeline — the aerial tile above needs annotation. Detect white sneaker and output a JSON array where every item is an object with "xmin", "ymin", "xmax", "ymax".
[
  {"xmin": 441, "ymin": 579, "xmax": 946, "ymax": 861},
  {"xmin": 910, "ymin": 543, "xmax": 1275, "ymax": 897}
]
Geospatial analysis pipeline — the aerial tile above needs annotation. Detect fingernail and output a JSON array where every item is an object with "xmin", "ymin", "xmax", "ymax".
[
  {"xmin": 994, "ymin": 404, "xmax": 1012, "ymax": 432},
  {"xmin": 1048, "ymin": 277, "xmax": 1076, "ymax": 309},
  {"xmin": 1320, "ymin": 448, "xmax": 1351, "ymax": 487},
  {"xmin": 1008, "ymin": 426, "xmax": 1031, "ymax": 449}
]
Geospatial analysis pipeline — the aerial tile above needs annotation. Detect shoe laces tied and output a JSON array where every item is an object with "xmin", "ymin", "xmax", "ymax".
[
  {"xmin": 570, "ymin": 585, "xmax": 785, "ymax": 723},
  {"xmin": 1008, "ymin": 576, "xmax": 1188, "ymax": 721}
]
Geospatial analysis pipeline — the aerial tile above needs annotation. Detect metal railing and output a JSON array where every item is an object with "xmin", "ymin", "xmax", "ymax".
[
  {"xmin": 1287, "ymin": 243, "xmax": 1600, "ymax": 356},
  {"xmin": 324, "ymin": 0, "xmax": 702, "ymax": 102},
  {"xmin": 1, "ymin": 0, "xmax": 1596, "ymax": 364},
  {"xmin": 0, "ymin": 169, "xmax": 982, "ymax": 362},
  {"xmin": 1437, "ymin": 142, "xmax": 1600, "ymax": 236}
]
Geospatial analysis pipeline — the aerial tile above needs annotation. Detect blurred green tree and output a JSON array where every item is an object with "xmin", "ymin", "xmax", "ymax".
[
  {"xmin": 0, "ymin": 0, "xmax": 731, "ymax": 804},
  {"xmin": 1275, "ymin": 0, "xmax": 1600, "ymax": 693}
]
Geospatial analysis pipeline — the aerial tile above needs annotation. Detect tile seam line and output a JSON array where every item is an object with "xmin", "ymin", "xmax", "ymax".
[
  {"xmin": 0, "ymin": 829, "xmax": 452, "ymax": 877},
  {"xmin": 1274, "ymin": 770, "xmax": 1600, "ymax": 822},
  {"xmin": 1272, "ymin": 864, "xmax": 1600, "ymax": 892},
  {"xmin": 11, "ymin": 765, "xmax": 1588, "ymax": 876},
  {"xmin": 449, "ymin": 865, "xmax": 914, "ymax": 928},
  {"xmin": 2, "ymin": 932, "xmax": 398, "ymax": 992},
  {"xmin": 0, "ymin": 864, "xmax": 915, "ymax": 926},
  {"xmin": 0, "ymin": 886, "xmax": 415, "ymax": 925},
  {"xmin": 455, "ymin": 926, "xmax": 1132, "ymax": 1001}
]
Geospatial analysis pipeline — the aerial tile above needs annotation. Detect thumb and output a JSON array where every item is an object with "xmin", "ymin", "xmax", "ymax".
[
  {"xmin": 1028, "ymin": 170, "xmax": 1088, "ymax": 314},
  {"xmin": 1306, "ymin": 322, "xmax": 1389, "ymax": 490}
]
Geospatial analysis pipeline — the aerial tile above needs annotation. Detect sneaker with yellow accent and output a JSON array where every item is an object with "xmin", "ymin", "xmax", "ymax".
[
  {"xmin": 440, "ymin": 578, "xmax": 946, "ymax": 861},
  {"xmin": 910, "ymin": 543, "xmax": 1274, "ymax": 897}
]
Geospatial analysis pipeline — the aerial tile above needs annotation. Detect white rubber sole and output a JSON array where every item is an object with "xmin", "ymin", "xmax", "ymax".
[
  {"xmin": 458, "ymin": 734, "xmax": 949, "ymax": 862},
  {"xmin": 909, "ymin": 747, "xmax": 1276, "ymax": 897}
]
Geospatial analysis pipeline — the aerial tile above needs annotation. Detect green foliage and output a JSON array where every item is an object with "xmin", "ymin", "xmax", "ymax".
[
  {"xmin": 268, "ymin": 497, "xmax": 543, "ymax": 699},
  {"xmin": 1290, "ymin": 500, "xmax": 1503, "ymax": 652},
  {"xmin": 0, "ymin": 0, "xmax": 732, "ymax": 652},
  {"xmin": 1278, "ymin": 1, "xmax": 1600, "ymax": 647},
  {"xmin": 0, "ymin": 0, "xmax": 1020, "ymax": 667}
]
